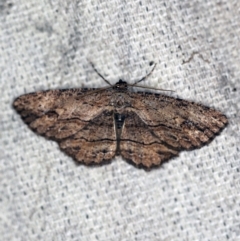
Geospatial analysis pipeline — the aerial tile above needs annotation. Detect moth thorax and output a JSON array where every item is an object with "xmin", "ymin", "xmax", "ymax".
[{"xmin": 110, "ymin": 93, "xmax": 130, "ymax": 109}]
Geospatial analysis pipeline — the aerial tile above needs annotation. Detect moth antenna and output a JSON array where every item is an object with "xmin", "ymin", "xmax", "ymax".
[
  {"xmin": 133, "ymin": 62, "xmax": 157, "ymax": 85},
  {"xmin": 76, "ymin": 86, "xmax": 113, "ymax": 99},
  {"xmin": 130, "ymin": 63, "xmax": 174, "ymax": 92},
  {"xmin": 88, "ymin": 61, "xmax": 113, "ymax": 86},
  {"xmin": 127, "ymin": 84, "xmax": 175, "ymax": 92}
]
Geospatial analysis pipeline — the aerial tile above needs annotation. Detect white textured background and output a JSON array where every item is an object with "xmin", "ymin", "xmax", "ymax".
[{"xmin": 1, "ymin": 0, "xmax": 240, "ymax": 240}]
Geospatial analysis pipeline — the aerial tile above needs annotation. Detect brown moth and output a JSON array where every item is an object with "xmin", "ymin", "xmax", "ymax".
[{"xmin": 13, "ymin": 63, "xmax": 228, "ymax": 168}]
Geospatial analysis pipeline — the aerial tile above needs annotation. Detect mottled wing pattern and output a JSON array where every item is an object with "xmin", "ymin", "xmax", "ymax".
[
  {"xmin": 13, "ymin": 89, "xmax": 116, "ymax": 164},
  {"xmin": 13, "ymin": 86, "xmax": 228, "ymax": 168},
  {"xmin": 120, "ymin": 111, "xmax": 179, "ymax": 167},
  {"xmin": 120, "ymin": 92, "xmax": 228, "ymax": 167},
  {"xmin": 60, "ymin": 110, "xmax": 116, "ymax": 164}
]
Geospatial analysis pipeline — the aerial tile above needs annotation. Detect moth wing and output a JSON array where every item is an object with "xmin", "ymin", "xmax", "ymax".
[
  {"xmin": 120, "ymin": 111, "xmax": 179, "ymax": 167},
  {"xmin": 120, "ymin": 92, "xmax": 227, "ymax": 167},
  {"xmin": 13, "ymin": 89, "xmax": 116, "ymax": 164}
]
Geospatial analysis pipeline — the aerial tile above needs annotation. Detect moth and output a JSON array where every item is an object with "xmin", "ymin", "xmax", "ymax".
[{"xmin": 13, "ymin": 63, "xmax": 228, "ymax": 168}]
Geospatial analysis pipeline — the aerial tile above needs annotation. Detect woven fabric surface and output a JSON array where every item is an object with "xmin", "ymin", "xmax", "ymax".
[{"xmin": 1, "ymin": 0, "xmax": 239, "ymax": 240}]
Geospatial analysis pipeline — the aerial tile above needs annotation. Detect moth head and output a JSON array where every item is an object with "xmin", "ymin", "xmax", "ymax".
[{"xmin": 113, "ymin": 79, "xmax": 128, "ymax": 91}]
